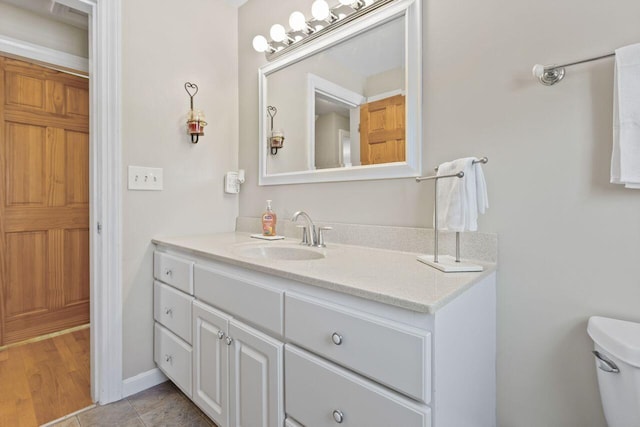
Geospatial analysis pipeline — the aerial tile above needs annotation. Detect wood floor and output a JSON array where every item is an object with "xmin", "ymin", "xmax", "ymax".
[{"xmin": 0, "ymin": 326, "xmax": 92, "ymax": 426}]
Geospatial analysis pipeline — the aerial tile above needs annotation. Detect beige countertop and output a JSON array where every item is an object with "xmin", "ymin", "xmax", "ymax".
[{"xmin": 152, "ymin": 232, "xmax": 496, "ymax": 314}]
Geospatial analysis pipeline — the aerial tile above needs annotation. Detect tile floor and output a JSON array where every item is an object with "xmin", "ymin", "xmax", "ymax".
[{"xmin": 50, "ymin": 381, "xmax": 216, "ymax": 427}]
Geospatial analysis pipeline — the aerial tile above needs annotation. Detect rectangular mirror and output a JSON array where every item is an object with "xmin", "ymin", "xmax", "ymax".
[{"xmin": 258, "ymin": 0, "xmax": 421, "ymax": 185}]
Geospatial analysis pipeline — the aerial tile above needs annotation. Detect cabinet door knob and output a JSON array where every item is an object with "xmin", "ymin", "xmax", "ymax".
[
  {"xmin": 332, "ymin": 410, "xmax": 344, "ymax": 423},
  {"xmin": 164, "ymin": 307, "xmax": 173, "ymax": 316},
  {"xmin": 217, "ymin": 330, "xmax": 225, "ymax": 340},
  {"xmin": 165, "ymin": 354, "xmax": 173, "ymax": 364},
  {"xmin": 331, "ymin": 332, "xmax": 343, "ymax": 345},
  {"xmin": 164, "ymin": 268, "xmax": 173, "ymax": 277},
  {"xmin": 225, "ymin": 336, "xmax": 233, "ymax": 346}
]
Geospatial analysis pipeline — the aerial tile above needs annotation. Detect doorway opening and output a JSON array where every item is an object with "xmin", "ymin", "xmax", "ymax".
[
  {"xmin": 0, "ymin": 53, "xmax": 93, "ymax": 425},
  {"xmin": 0, "ymin": 0, "xmax": 123, "ymax": 420}
]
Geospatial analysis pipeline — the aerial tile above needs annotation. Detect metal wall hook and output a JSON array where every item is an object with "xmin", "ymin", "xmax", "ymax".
[
  {"xmin": 185, "ymin": 82, "xmax": 206, "ymax": 144},
  {"xmin": 267, "ymin": 106, "xmax": 284, "ymax": 155},
  {"xmin": 267, "ymin": 105, "xmax": 277, "ymax": 130},
  {"xmin": 184, "ymin": 82, "xmax": 199, "ymax": 108}
]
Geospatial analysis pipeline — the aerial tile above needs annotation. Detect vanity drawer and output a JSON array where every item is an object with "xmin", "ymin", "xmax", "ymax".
[
  {"xmin": 154, "ymin": 323, "xmax": 192, "ymax": 397},
  {"xmin": 285, "ymin": 345, "xmax": 430, "ymax": 427},
  {"xmin": 154, "ymin": 251, "xmax": 194, "ymax": 295},
  {"xmin": 194, "ymin": 265, "xmax": 283, "ymax": 335},
  {"xmin": 285, "ymin": 293, "xmax": 430, "ymax": 403},
  {"xmin": 154, "ymin": 281, "xmax": 193, "ymax": 343}
]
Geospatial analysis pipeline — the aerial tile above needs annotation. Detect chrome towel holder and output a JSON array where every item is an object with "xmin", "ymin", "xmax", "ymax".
[
  {"xmin": 532, "ymin": 52, "xmax": 615, "ymax": 86},
  {"xmin": 415, "ymin": 157, "xmax": 488, "ymax": 270}
]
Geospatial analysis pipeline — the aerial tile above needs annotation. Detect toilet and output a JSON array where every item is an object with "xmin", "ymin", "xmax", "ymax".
[{"xmin": 588, "ymin": 316, "xmax": 640, "ymax": 427}]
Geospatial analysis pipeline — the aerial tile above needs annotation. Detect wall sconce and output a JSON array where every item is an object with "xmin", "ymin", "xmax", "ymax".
[
  {"xmin": 184, "ymin": 82, "xmax": 207, "ymax": 144},
  {"xmin": 252, "ymin": 0, "xmax": 387, "ymax": 61},
  {"xmin": 267, "ymin": 106, "xmax": 284, "ymax": 155}
]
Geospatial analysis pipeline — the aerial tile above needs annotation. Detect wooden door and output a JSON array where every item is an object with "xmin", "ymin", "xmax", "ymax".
[
  {"xmin": 192, "ymin": 301, "xmax": 230, "ymax": 427},
  {"xmin": 228, "ymin": 319, "xmax": 283, "ymax": 427},
  {"xmin": 0, "ymin": 56, "xmax": 89, "ymax": 345},
  {"xmin": 360, "ymin": 94, "xmax": 406, "ymax": 165}
]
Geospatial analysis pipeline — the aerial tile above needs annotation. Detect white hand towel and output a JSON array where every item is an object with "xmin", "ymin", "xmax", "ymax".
[
  {"xmin": 475, "ymin": 161, "xmax": 489, "ymax": 214},
  {"xmin": 611, "ymin": 43, "xmax": 640, "ymax": 189},
  {"xmin": 436, "ymin": 158, "xmax": 489, "ymax": 232},
  {"xmin": 436, "ymin": 159, "xmax": 469, "ymax": 232}
]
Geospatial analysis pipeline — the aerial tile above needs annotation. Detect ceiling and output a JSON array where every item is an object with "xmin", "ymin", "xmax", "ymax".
[
  {"xmin": 325, "ymin": 16, "xmax": 404, "ymax": 78},
  {"xmin": 0, "ymin": 0, "xmax": 88, "ymax": 29}
]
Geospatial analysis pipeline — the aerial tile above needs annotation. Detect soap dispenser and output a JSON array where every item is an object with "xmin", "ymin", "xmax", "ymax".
[{"xmin": 261, "ymin": 200, "xmax": 277, "ymax": 236}]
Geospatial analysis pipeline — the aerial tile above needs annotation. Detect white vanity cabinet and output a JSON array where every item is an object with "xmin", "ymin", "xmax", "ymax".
[
  {"xmin": 153, "ymin": 240, "xmax": 496, "ymax": 427},
  {"xmin": 190, "ymin": 263, "xmax": 284, "ymax": 427},
  {"xmin": 152, "ymin": 252, "xmax": 195, "ymax": 398},
  {"xmin": 192, "ymin": 299, "xmax": 284, "ymax": 427}
]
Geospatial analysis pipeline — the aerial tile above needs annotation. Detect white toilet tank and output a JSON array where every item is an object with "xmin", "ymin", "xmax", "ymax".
[{"xmin": 588, "ymin": 316, "xmax": 640, "ymax": 427}]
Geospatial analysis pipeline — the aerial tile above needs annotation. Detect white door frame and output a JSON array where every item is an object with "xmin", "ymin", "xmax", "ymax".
[
  {"xmin": 84, "ymin": 0, "xmax": 123, "ymax": 405},
  {"xmin": 0, "ymin": 0, "xmax": 124, "ymax": 405}
]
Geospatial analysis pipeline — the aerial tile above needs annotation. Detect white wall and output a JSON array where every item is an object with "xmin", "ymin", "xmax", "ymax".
[
  {"xmin": 315, "ymin": 112, "xmax": 349, "ymax": 169},
  {"xmin": 239, "ymin": 0, "xmax": 640, "ymax": 425},
  {"xmin": 0, "ymin": 2, "xmax": 88, "ymax": 58},
  {"xmin": 364, "ymin": 66, "xmax": 404, "ymax": 97},
  {"xmin": 122, "ymin": 0, "xmax": 239, "ymax": 379}
]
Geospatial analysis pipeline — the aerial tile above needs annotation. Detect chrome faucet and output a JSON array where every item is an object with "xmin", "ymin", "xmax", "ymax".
[{"xmin": 291, "ymin": 211, "xmax": 331, "ymax": 247}]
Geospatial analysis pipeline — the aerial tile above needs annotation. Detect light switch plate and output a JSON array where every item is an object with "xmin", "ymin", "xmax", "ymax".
[{"xmin": 128, "ymin": 166, "xmax": 163, "ymax": 191}]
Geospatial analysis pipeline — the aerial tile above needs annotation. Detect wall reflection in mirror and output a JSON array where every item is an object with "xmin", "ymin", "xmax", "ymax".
[{"xmin": 265, "ymin": 16, "xmax": 405, "ymax": 175}]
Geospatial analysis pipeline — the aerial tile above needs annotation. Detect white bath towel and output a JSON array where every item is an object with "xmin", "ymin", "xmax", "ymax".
[
  {"xmin": 611, "ymin": 43, "xmax": 640, "ymax": 189},
  {"xmin": 436, "ymin": 158, "xmax": 489, "ymax": 232}
]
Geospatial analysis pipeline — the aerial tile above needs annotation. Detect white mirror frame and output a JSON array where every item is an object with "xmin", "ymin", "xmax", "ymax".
[{"xmin": 258, "ymin": 0, "xmax": 421, "ymax": 186}]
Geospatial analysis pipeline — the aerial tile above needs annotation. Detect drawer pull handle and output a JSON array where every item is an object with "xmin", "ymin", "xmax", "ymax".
[
  {"xmin": 164, "ymin": 269, "xmax": 173, "ymax": 277},
  {"xmin": 332, "ymin": 410, "xmax": 344, "ymax": 423},
  {"xmin": 164, "ymin": 307, "xmax": 173, "ymax": 317},
  {"xmin": 217, "ymin": 330, "xmax": 225, "ymax": 340},
  {"xmin": 331, "ymin": 332, "xmax": 343, "ymax": 346},
  {"xmin": 165, "ymin": 354, "xmax": 173, "ymax": 364},
  {"xmin": 226, "ymin": 336, "xmax": 233, "ymax": 346}
]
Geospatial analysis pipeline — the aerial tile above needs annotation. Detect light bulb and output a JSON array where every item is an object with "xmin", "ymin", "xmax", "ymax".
[
  {"xmin": 252, "ymin": 35, "xmax": 269, "ymax": 52},
  {"xmin": 339, "ymin": 0, "xmax": 353, "ymax": 5},
  {"xmin": 363, "ymin": 0, "xmax": 374, "ymax": 5},
  {"xmin": 311, "ymin": 0, "xmax": 330, "ymax": 21},
  {"xmin": 289, "ymin": 11, "xmax": 307, "ymax": 31},
  {"xmin": 270, "ymin": 24, "xmax": 287, "ymax": 42}
]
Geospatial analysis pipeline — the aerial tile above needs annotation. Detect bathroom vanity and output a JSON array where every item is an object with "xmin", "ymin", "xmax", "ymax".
[{"xmin": 152, "ymin": 231, "xmax": 496, "ymax": 427}]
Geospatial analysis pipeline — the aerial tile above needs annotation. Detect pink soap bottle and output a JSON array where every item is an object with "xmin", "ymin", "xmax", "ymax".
[{"xmin": 261, "ymin": 200, "xmax": 277, "ymax": 236}]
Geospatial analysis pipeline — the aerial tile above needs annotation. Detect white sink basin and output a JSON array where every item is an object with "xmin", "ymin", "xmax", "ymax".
[{"xmin": 234, "ymin": 245, "xmax": 325, "ymax": 261}]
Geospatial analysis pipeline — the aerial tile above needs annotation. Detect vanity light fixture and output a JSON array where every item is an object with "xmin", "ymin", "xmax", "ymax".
[
  {"xmin": 252, "ymin": 0, "xmax": 394, "ymax": 61},
  {"xmin": 184, "ymin": 82, "xmax": 207, "ymax": 144}
]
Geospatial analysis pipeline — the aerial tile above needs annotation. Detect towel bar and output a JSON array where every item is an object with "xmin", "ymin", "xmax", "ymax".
[
  {"xmin": 415, "ymin": 157, "xmax": 488, "ymax": 272},
  {"xmin": 532, "ymin": 52, "xmax": 615, "ymax": 86}
]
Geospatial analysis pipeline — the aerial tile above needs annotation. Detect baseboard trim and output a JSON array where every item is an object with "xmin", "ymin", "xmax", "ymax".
[{"xmin": 122, "ymin": 368, "xmax": 167, "ymax": 398}]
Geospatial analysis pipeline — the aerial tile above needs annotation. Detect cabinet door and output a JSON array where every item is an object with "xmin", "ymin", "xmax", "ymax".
[
  {"xmin": 193, "ymin": 301, "xmax": 230, "ymax": 427},
  {"xmin": 228, "ymin": 319, "xmax": 283, "ymax": 427}
]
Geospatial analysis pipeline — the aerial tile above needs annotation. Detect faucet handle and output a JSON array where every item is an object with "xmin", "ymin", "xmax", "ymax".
[
  {"xmin": 317, "ymin": 226, "xmax": 332, "ymax": 248},
  {"xmin": 296, "ymin": 225, "xmax": 309, "ymax": 245}
]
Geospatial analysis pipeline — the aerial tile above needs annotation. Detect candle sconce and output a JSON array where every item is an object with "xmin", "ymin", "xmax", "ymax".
[
  {"xmin": 267, "ymin": 105, "xmax": 284, "ymax": 155},
  {"xmin": 185, "ymin": 82, "xmax": 207, "ymax": 144}
]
